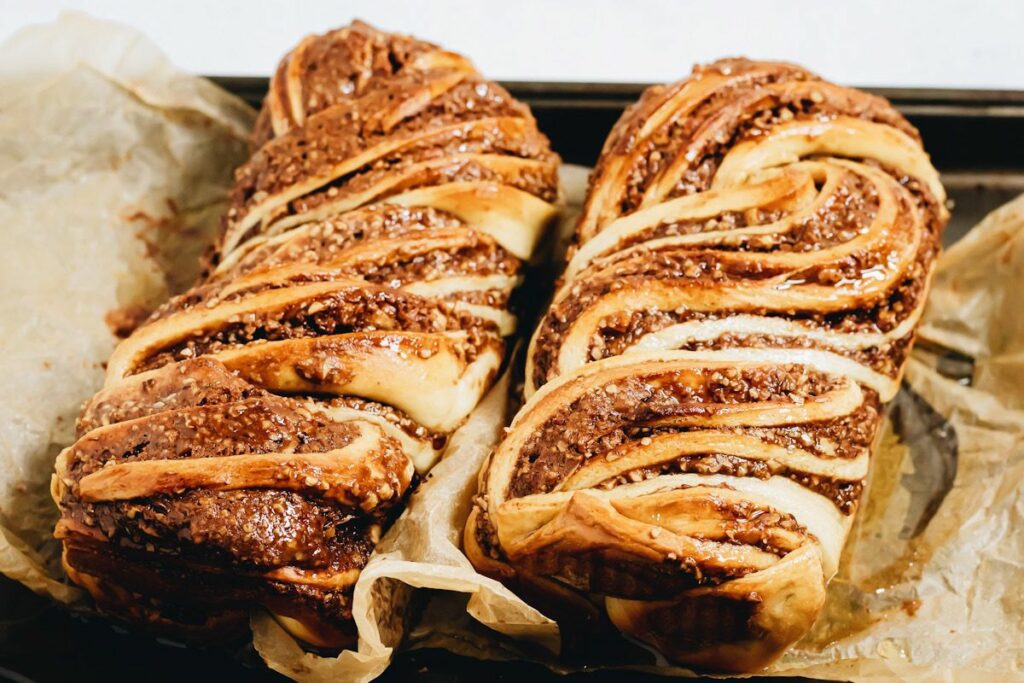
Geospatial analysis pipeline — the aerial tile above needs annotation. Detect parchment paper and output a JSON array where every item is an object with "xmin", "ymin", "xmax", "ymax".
[{"xmin": 0, "ymin": 13, "xmax": 253, "ymax": 603}]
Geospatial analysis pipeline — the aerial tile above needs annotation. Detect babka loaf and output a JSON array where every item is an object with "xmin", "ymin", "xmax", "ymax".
[
  {"xmin": 465, "ymin": 59, "xmax": 946, "ymax": 671},
  {"xmin": 53, "ymin": 21, "xmax": 558, "ymax": 648}
]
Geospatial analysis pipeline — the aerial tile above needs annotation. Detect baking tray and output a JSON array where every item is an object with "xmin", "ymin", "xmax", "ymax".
[{"xmin": 2, "ymin": 80, "xmax": 1022, "ymax": 683}]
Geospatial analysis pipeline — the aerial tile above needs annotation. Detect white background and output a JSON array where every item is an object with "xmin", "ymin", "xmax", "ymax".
[{"xmin": 2, "ymin": 0, "xmax": 1022, "ymax": 89}]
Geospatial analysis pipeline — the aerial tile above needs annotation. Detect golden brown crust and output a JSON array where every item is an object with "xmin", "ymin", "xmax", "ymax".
[
  {"xmin": 227, "ymin": 20, "xmax": 558, "ymax": 259},
  {"xmin": 54, "ymin": 21, "xmax": 559, "ymax": 648},
  {"xmin": 466, "ymin": 59, "xmax": 946, "ymax": 672}
]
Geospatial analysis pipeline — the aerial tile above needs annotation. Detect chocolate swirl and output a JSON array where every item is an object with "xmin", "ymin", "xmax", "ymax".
[
  {"xmin": 53, "ymin": 21, "xmax": 558, "ymax": 648},
  {"xmin": 466, "ymin": 59, "xmax": 945, "ymax": 671}
]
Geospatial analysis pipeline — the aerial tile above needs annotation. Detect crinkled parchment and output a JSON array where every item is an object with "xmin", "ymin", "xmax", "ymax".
[
  {"xmin": 0, "ymin": 13, "xmax": 253, "ymax": 602},
  {"xmin": 2, "ymin": 14, "xmax": 1022, "ymax": 680},
  {"xmin": 765, "ymin": 194, "xmax": 1024, "ymax": 679}
]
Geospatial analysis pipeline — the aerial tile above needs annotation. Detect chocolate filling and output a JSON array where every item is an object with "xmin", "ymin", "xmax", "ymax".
[
  {"xmin": 508, "ymin": 366, "xmax": 845, "ymax": 498},
  {"xmin": 234, "ymin": 78, "xmax": 555, "ymax": 221},
  {"xmin": 137, "ymin": 287, "xmax": 496, "ymax": 374}
]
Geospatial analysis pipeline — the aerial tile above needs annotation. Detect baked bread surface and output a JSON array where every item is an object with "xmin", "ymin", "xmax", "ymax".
[
  {"xmin": 53, "ymin": 20, "xmax": 558, "ymax": 647},
  {"xmin": 465, "ymin": 58, "xmax": 946, "ymax": 671}
]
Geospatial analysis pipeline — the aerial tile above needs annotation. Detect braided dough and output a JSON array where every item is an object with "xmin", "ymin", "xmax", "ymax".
[
  {"xmin": 53, "ymin": 21, "xmax": 558, "ymax": 648},
  {"xmin": 465, "ymin": 59, "xmax": 947, "ymax": 671}
]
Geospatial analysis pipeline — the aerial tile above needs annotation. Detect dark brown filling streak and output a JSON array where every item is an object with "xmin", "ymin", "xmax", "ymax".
[
  {"xmin": 250, "ymin": 22, "xmax": 445, "ymax": 149},
  {"xmin": 65, "ymin": 397, "xmax": 365, "ymax": 480},
  {"xmin": 593, "ymin": 65, "xmax": 814, "ymax": 215},
  {"xmin": 80, "ymin": 359, "xmax": 444, "ymax": 450},
  {"xmin": 63, "ymin": 489, "xmax": 385, "ymax": 574},
  {"xmin": 155, "ymin": 211, "xmax": 520, "ymax": 327},
  {"xmin": 160, "ymin": 241, "xmax": 520, "ymax": 319},
  {"xmin": 611, "ymin": 83, "xmax": 918, "ymax": 217},
  {"xmin": 285, "ymin": 26, "xmax": 442, "ymax": 120},
  {"xmin": 63, "ymin": 525, "xmax": 369, "ymax": 629},
  {"xmin": 229, "ymin": 144, "xmax": 557, "ymax": 256},
  {"xmin": 287, "ymin": 122, "xmax": 554, "ymax": 202},
  {"xmin": 594, "ymin": 453, "xmax": 865, "ymax": 514},
  {"xmin": 609, "ymin": 172, "xmax": 877, "ymax": 257},
  {"xmin": 134, "ymin": 289, "xmax": 499, "ymax": 374},
  {"xmin": 530, "ymin": 183, "xmax": 938, "ymax": 390},
  {"xmin": 225, "ymin": 205, "xmax": 470, "ymax": 275},
  {"xmin": 234, "ymin": 78, "xmax": 554, "ymax": 216},
  {"xmin": 506, "ymin": 367, "xmax": 856, "ymax": 497}
]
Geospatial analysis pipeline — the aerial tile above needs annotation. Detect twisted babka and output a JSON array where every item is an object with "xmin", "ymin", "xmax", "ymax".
[
  {"xmin": 53, "ymin": 21, "xmax": 558, "ymax": 648},
  {"xmin": 465, "ymin": 59, "xmax": 946, "ymax": 671}
]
